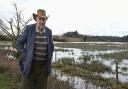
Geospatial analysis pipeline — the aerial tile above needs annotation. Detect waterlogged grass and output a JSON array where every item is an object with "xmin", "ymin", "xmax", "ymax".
[
  {"xmin": 53, "ymin": 58, "xmax": 128, "ymax": 89},
  {"xmin": 83, "ymin": 60, "xmax": 112, "ymax": 73},
  {"xmin": 98, "ymin": 50, "xmax": 128, "ymax": 61},
  {"xmin": 54, "ymin": 42, "xmax": 128, "ymax": 51},
  {"xmin": 54, "ymin": 57, "xmax": 112, "ymax": 73},
  {"xmin": 81, "ymin": 55, "xmax": 91, "ymax": 62}
]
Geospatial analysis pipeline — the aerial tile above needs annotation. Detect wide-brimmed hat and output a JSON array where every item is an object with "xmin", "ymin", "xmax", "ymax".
[{"xmin": 33, "ymin": 9, "xmax": 48, "ymax": 21}]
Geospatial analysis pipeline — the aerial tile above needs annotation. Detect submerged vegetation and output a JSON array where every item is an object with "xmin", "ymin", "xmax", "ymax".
[{"xmin": 53, "ymin": 57, "xmax": 128, "ymax": 89}]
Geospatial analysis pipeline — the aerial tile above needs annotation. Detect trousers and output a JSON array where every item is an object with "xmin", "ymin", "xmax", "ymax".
[{"xmin": 22, "ymin": 60, "xmax": 48, "ymax": 89}]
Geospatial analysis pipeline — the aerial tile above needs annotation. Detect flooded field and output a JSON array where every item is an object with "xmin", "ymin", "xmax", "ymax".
[
  {"xmin": 0, "ymin": 41, "xmax": 128, "ymax": 89},
  {"xmin": 53, "ymin": 42, "xmax": 128, "ymax": 89}
]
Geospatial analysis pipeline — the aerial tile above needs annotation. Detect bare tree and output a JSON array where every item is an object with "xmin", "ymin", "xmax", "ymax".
[{"xmin": 0, "ymin": 3, "xmax": 32, "ymax": 58}]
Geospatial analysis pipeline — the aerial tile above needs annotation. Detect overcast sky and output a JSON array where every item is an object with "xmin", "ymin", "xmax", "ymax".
[{"xmin": 0, "ymin": 0, "xmax": 128, "ymax": 37}]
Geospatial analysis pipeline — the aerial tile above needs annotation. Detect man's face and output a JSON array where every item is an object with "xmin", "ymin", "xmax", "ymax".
[{"xmin": 36, "ymin": 16, "xmax": 47, "ymax": 30}]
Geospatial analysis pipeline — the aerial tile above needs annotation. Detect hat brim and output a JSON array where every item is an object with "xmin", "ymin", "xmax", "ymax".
[{"xmin": 33, "ymin": 13, "xmax": 48, "ymax": 21}]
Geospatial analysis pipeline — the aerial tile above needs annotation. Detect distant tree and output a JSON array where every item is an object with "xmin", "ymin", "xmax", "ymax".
[
  {"xmin": 83, "ymin": 35, "xmax": 87, "ymax": 41},
  {"xmin": 0, "ymin": 3, "xmax": 32, "ymax": 58},
  {"xmin": 121, "ymin": 35, "xmax": 128, "ymax": 42},
  {"xmin": 63, "ymin": 30, "xmax": 81, "ymax": 37},
  {"xmin": 63, "ymin": 30, "xmax": 87, "ymax": 41}
]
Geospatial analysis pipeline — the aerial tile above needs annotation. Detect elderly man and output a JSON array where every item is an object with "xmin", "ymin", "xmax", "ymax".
[{"xmin": 16, "ymin": 9, "xmax": 54, "ymax": 89}]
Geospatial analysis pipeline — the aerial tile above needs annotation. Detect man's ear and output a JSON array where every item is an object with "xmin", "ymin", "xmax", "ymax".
[{"xmin": 46, "ymin": 15, "xmax": 50, "ymax": 21}]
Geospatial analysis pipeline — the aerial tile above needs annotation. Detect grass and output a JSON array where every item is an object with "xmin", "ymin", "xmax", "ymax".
[
  {"xmin": 0, "ymin": 73, "xmax": 17, "ymax": 89},
  {"xmin": 82, "ymin": 60, "xmax": 112, "ymax": 73}
]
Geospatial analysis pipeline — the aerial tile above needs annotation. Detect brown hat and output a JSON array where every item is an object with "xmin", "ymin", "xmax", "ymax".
[{"xmin": 33, "ymin": 9, "xmax": 48, "ymax": 21}]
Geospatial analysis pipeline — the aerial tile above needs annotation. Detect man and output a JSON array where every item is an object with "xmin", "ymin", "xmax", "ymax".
[{"xmin": 16, "ymin": 9, "xmax": 54, "ymax": 89}]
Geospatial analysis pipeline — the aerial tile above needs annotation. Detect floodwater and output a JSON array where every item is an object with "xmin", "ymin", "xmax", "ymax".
[{"xmin": 53, "ymin": 47, "xmax": 128, "ymax": 83}]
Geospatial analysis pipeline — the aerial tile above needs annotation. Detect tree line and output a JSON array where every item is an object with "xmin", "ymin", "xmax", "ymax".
[{"xmin": 63, "ymin": 30, "xmax": 128, "ymax": 42}]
